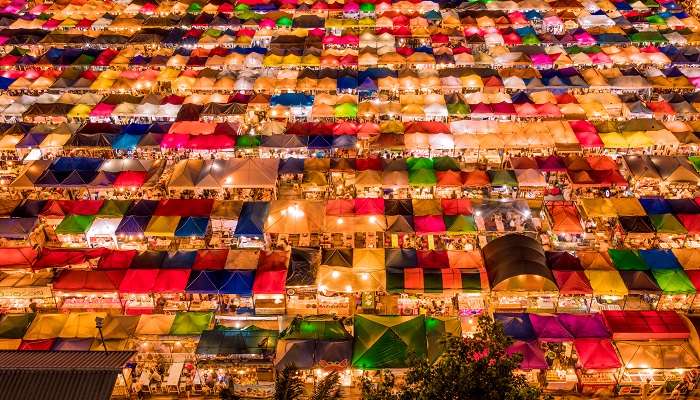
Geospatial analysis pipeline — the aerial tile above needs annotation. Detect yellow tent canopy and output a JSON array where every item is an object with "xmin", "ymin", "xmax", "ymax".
[
  {"xmin": 135, "ymin": 314, "xmax": 175, "ymax": 336},
  {"xmin": 59, "ymin": 312, "xmax": 107, "ymax": 338},
  {"xmin": 145, "ymin": 216, "xmax": 181, "ymax": 237},
  {"xmin": 584, "ymin": 270, "xmax": 628, "ymax": 296},
  {"xmin": 24, "ymin": 313, "xmax": 69, "ymax": 340}
]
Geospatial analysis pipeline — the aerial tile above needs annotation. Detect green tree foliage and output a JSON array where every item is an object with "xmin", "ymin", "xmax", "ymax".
[
  {"xmin": 275, "ymin": 365, "xmax": 305, "ymax": 400},
  {"xmin": 311, "ymin": 371, "xmax": 342, "ymax": 400},
  {"xmin": 361, "ymin": 315, "xmax": 543, "ymax": 400}
]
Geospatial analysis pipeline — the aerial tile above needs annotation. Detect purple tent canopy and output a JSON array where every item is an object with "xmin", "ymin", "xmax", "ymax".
[
  {"xmin": 536, "ymin": 155, "xmax": 566, "ymax": 171},
  {"xmin": 0, "ymin": 217, "xmax": 37, "ymax": 239},
  {"xmin": 557, "ymin": 313, "xmax": 610, "ymax": 338},
  {"xmin": 51, "ymin": 338, "xmax": 94, "ymax": 351},
  {"xmin": 530, "ymin": 314, "xmax": 573, "ymax": 341},
  {"xmin": 507, "ymin": 340, "xmax": 547, "ymax": 370},
  {"xmin": 115, "ymin": 215, "xmax": 150, "ymax": 236}
]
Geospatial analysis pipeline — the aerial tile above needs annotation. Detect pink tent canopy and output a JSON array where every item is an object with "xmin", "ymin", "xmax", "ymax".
[
  {"xmin": 507, "ymin": 340, "xmax": 547, "ymax": 370},
  {"xmin": 253, "ymin": 269, "xmax": 287, "ymax": 294},
  {"xmin": 414, "ymin": 215, "xmax": 446, "ymax": 234},
  {"xmin": 530, "ymin": 314, "xmax": 574, "ymax": 341}
]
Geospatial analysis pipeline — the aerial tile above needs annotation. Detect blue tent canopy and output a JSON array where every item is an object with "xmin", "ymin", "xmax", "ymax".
[
  {"xmin": 186, "ymin": 270, "xmax": 254, "ymax": 295},
  {"xmin": 0, "ymin": 77, "xmax": 14, "ymax": 90},
  {"xmin": 307, "ymin": 135, "xmax": 333, "ymax": 149},
  {"xmin": 337, "ymin": 76, "xmax": 358, "ymax": 90},
  {"xmin": 112, "ymin": 134, "xmax": 143, "ymax": 150},
  {"xmin": 51, "ymin": 157, "xmax": 103, "ymax": 172},
  {"xmin": 269, "ymin": 93, "xmax": 313, "ymax": 107},
  {"xmin": 235, "ymin": 202, "xmax": 269, "ymax": 236},
  {"xmin": 639, "ymin": 249, "xmax": 682, "ymax": 270},
  {"xmin": 175, "ymin": 217, "xmax": 210, "ymax": 237},
  {"xmin": 121, "ymin": 123, "xmax": 151, "ymax": 135},
  {"xmin": 186, "ymin": 270, "xmax": 220, "ymax": 293},
  {"xmin": 278, "ymin": 158, "xmax": 305, "ymax": 175},
  {"xmin": 219, "ymin": 270, "xmax": 254, "ymax": 296},
  {"xmin": 639, "ymin": 198, "xmax": 671, "ymax": 215},
  {"xmin": 162, "ymin": 251, "xmax": 197, "ymax": 268},
  {"xmin": 15, "ymin": 133, "xmax": 47, "ymax": 148},
  {"xmin": 495, "ymin": 313, "xmax": 535, "ymax": 340}
]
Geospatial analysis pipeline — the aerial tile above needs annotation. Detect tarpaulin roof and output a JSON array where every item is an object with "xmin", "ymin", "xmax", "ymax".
[
  {"xmin": 280, "ymin": 317, "xmax": 351, "ymax": 341},
  {"xmin": 616, "ymin": 341, "xmax": 700, "ymax": 369},
  {"xmin": 603, "ymin": 310, "xmax": 689, "ymax": 340},
  {"xmin": 483, "ymin": 234, "xmax": 555, "ymax": 292},
  {"xmin": 196, "ymin": 327, "xmax": 277, "ymax": 356},
  {"xmin": 507, "ymin": 340, "xmax": 547, "ymax": 370},
  {"xmin": 352, "ymin": 314, "xmax": 427, "ymax": 369},
  {"xmin": 530, "ymin": 314, "xmax": 573, "ymax": 341},
  {"xmin": 558, "ymin": 314, "xmax": 610, "ymax": 338},
  {"xmin": 0, "ymin": 313, "xmax": 35, "ymax": 339},
  {"xmin": 495, "ymin": 313, "xmax": 535, "ymax": 340},
  {"xmin": 574, "ymin": 339, "xmax": 621, "ymax": 370},
  {"xmin": 169, "ymin": 312, "xmax": 213, "ymax": 335}
]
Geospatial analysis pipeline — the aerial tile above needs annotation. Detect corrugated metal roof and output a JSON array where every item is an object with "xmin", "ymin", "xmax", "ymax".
[
  {"xmin": 0, "ymin": 350, "xmax": 135, "ymax": 370},
  {"xmin": 0, "ymin": 370, "xmax": 119, "ymax": 400},
  {"xmin": 0, "ymin": 351, "xmax": 135, "ymax": 400}
]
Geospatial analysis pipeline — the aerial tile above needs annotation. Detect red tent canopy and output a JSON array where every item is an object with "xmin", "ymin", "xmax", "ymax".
[
  {"xmin": 461, "ymin": 170, "xmax": 490, "ymax": 187},
  {"xmin": 436, "ymin": 171, "xmax": 463, "ymax": 187},
  {"xmin": 553, "ymin": 270, "xmax": 593, "ymax": 295},
  {"xmin": 152, "ymin": 269, "xmax": 190, "ymax": 292},
  {"xmin": 417, "ymin": 250, "xmax": 449, "ymax": 268},
  {"xmin": 19, "ymin": 339, "xmax": 55, "ymax": 350},
  {"xmin": 0, "ymin": 247, "xmax": 38, "ymax": 268},
  {"xmin": 325, "ymin": 199, "xmax": 354, "ymax": 216},
  {"xmin": 252, "ymin": 269, "xmax": 287, "ymax": 294},
  {"xmin": 118, "ymin": 269, "xmax": 159, "ymax": 293},
  {"xmin": 155, "ymin": 199, "xmax": 214, "ymax": 217},
  {"xmin": 355, "ymin": 157, "xmax": 382, "ymax": 171},
  {"xmin": 33, "ymin": 248, "xmax": 109, "ymax": 270},
  {"xmin": 193, "ymin": 249, "xmax": 229, "ymax": 270},
  {"xmin": 574, "ymin": 339, "xmax": 621, "ymax": 370},
  {"xmin": 602, "ymin": 310, "xmax": 689, "ymax": 340},
  {"xmin": 59, "ymin": 200, "xmax": 104, "ymax": 215},
  {"xmin": 113, "ymin": 171, "xmax": 147, "ymax": 188},
  {"xmin": 97, "ymin": 250, "xmax": 137, "ymax": 269},
  {"xmin": 441, "ymin": 199, "xmax": 473, "ymax": 216},
  {"xmin": 257, "ymin": 250, "xmax": 289, "ymax": 270},
  {"xmin": 678, "ymin": 214, "xmax": 700, "ymax": 234},
  {"xmin": 354, "ymin": 198, "xmax": 384, "ymax": 215},
  {"xmin": 53, "ymin": 270, "xmax": 126, "ymax": 291}
]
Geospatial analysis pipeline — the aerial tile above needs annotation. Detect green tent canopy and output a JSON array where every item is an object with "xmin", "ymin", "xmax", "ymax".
[
  {"xmin": 55, "ymin": 214, "xmax": 95, "ymax": 235},
  {"xmin": 352, "ymin": 315, "xmax": 427, "ymax": 369},
  {"xmin": 651, "ymin": 269, "xmax": 696, "ymax": 295},
  {"xmin": 334, "ymin": 103, "xmax": 357, "ymax": 118},
  {"xmin": 650, "ymin": 214, "xmax": 687, "ymax": 235},
  {"xmin": 187, "ymin": 2, "xmax": 203, "ymax": 13},
  {"xmin": 276, "ymin": 16, "xmax": 293, "ymax": 27},
  {"xmin": 360, "ymin": 2, "xmax": 375, "ymax": 12},
  {"xmin": 408, "ymin": 169, "xmax": 437, "ymax": 186},
  {"xmin": 280, "ymin": 317, "xmax": 352, "ymax": 341},
  {"xmin": 196, "ymin": 326, "xmax": 278, "ymax": 356},
  {"xmin": 236, "ymin": 135, "xmax": 261, "ymax": 148},
  {"xmin": 97, "ymin": 200, "xmax": 132, "ymax": 217},
  {"xmin": 608, "ymin": 249, "xmax": 648, "ymax": 271},
  {"xmin": 406, "ymin": 157, "xmax": 434, "ymax": 171},
  {"xmin": 444, "ymin": 215, "xmax": 477, "ymax": 234},
  {"xmin": 689, "ymin": 156, "xmax": 700, "ymax": 172},
  {"xmin": 425, "ymin": 316, "xmax": 461, "ymax": 362},
  {"xmin": 432, "ymin": 157, "xmax": 460, "ymax": 172},
  {"xmin": 447, "ymin": 102, "xmax": 469, "ymax": 116},
  {"xmin": 488, "ymin": 170, "xmax": 517, "ymax": 187},
  {"xmin": 0, "ymin": 313, "xmax": 35, "ymax": 339},
  {"xmin": 169, "ymin": 312, "xmax": 213, "ymax": 335}
]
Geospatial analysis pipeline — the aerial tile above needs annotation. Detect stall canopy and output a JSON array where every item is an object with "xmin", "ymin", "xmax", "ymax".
[
  {"xmin": 168, "ymin": 312, "xmax": 213, "ymax": 336},
  {"xmin": 483, "ymin": 234, "xmax": 556, "ymax": 291},
  {"xmin": 352, "ymin": 315, "xmax": 427, "ymax": 369},
  {"xmin": 574, "ymin": 339, "xmax": 621, "ymax": 369},
  {"xmin": 507, "ymin": 340, "xmax": 547, "ymax": 370},
  {"xmin": 196, "ymin": 326, "xmax": 278, "ymax": 357},
  {"xmin": 602, "ymin": 311, "xmax": 690, "ymax": 340},
  {"xmin": 616, "ymin": 341, "xmax": 700, "ymax": 370}
]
